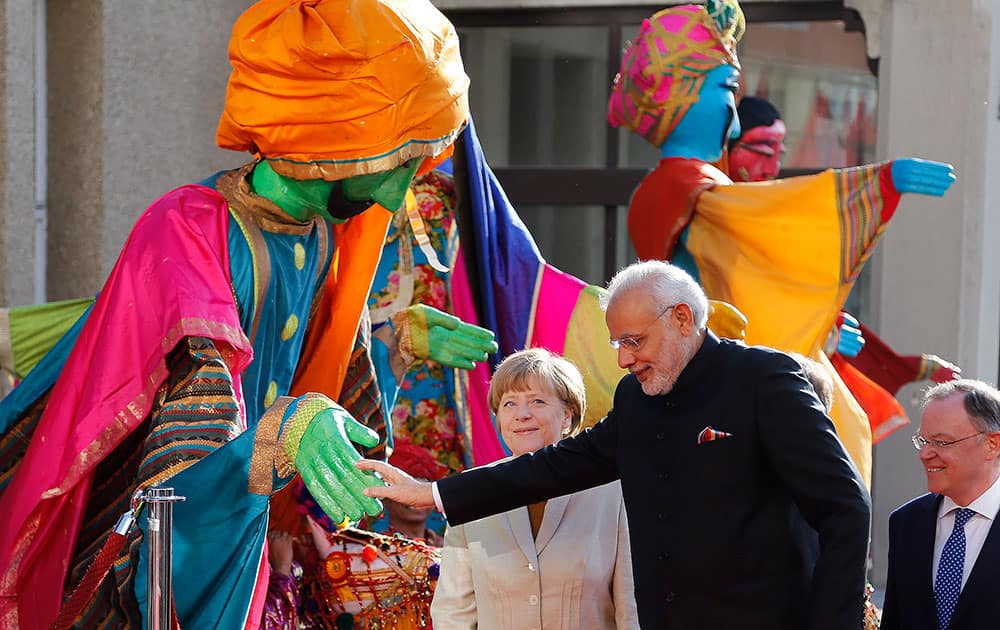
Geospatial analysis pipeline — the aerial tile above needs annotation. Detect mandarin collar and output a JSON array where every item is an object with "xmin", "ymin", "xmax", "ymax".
[{"xmin": 664, "ymin": 329, "xmax": 721, "ymax": 397}]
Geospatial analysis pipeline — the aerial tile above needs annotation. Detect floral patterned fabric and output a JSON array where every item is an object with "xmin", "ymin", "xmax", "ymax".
[{"xmin": 368, "ymin": 170, "xmax": 469, "ymax": 473}]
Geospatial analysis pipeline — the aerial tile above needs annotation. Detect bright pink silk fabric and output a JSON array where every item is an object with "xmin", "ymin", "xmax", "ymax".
[{"xmin": 0, "ymin": 185, "xmax": 253, "ymax": 629}]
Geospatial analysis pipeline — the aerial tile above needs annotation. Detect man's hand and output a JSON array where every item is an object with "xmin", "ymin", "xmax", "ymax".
[
  {"xmin": 266, "ymin": 531, "xmax": 295, "ymax": 576},
  {"xmin": 356, "ymin": 458, "xmax": 438, "ymax": 509},
  {"xmin": 890, "ymin": 158, "xmax": 956, "ymax": 197},
  {"xmin": 285, "ymin": 395, "xmax": 387, "ymax": 522},
  {"xmin": 393, "ymin": 304, "xmax": 498, "ymax": 370}
]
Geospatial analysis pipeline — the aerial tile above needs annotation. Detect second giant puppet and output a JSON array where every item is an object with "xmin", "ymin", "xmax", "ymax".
[
  {"xmin": 608, "ymin": 0, "xmax": 955, "ymax": 485},
  {"xmin": 725, "ymin": 96, "xmax": 961, "ymax": 443}
]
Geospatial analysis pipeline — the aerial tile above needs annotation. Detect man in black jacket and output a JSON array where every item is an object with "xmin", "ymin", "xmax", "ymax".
[{"xmin": 360, "ymin": 260, "xmax": 872, "ymax": 629}]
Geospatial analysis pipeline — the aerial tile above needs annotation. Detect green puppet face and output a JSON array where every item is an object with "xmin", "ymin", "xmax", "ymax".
[
  {"xmin": 252, "ymin": 159, "xmax": 424, "ymax": 223},
  {"xmin": 341, "ymin": 158, "xmax": 423, "ymax": 216}
]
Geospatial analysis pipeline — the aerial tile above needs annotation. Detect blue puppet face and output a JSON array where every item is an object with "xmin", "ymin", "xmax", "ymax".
[{"xmin": 662, "ymin": 64, "xmax": 741, "ymax": 163}]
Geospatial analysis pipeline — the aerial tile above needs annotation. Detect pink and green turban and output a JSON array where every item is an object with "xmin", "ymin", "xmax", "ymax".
[{"xmin": 608, "ymin": 0, "xmax": 745, "ymax": 147}]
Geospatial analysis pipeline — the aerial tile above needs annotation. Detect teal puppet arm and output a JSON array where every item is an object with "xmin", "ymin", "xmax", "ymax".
[
  {"xmin": 390, "ymin": 304, "xmax": 498, "ymax": 370},
  {"xmin": 890, "ymin": 158, "xmax": 956, "ymax": 197},
  {"xmin": 280, "ymin": 394, "xmax": 387, "ymax": 522}
]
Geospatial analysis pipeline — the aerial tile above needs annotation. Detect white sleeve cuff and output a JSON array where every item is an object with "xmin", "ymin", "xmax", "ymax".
[{"xmin": 432, "ymin": 480, "xmax": 446, "ymax": 518}]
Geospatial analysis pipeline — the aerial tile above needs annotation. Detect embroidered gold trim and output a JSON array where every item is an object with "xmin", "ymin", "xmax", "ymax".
[
  {"xmin": 1, "ymin": 510, "xmax": 40, "ymax": 619},
  {"xmin": 216, "ymin": 163, "xmax": 315, "ymax": 236},
  {"xmin": 266, "ymin": 130, "xmax": 463, "ymax": 182},
  {"xmin": 248, "ymin": 396, "xmax": 295, "ymax": 495}
]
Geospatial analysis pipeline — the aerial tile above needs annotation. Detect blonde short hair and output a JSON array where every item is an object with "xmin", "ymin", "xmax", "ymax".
[{"xmin": 487, "ymin": 348, "xmax": 587, "ymax": 436}]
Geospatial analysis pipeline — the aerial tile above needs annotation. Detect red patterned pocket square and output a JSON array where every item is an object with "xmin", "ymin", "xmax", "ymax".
[{"xmin": 697, "ymin": 426, "xmax": 733, "ymax": 444}]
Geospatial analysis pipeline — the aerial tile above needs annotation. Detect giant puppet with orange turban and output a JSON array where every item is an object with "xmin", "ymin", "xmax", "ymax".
[
  {"xmin": 0, "ymin": 2, "xmax": 497, "ymax": 628},
  {"xmin": 608, "ymin": 0, "xmax": 956, "ymax": 486}
]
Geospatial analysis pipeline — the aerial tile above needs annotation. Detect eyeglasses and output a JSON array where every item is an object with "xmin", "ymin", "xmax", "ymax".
[
  {"xmin": 911, "ymin": 432, "xmax": 985, "ymax": 451},
  {"xmin": 609, "ymin": 304, "xmax": 678, "ymax": 351}
]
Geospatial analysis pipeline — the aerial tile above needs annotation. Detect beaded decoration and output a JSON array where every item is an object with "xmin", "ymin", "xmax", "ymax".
[{"xmin": 303, "ymin": 527, "xmax": 441, "ymax": 629}]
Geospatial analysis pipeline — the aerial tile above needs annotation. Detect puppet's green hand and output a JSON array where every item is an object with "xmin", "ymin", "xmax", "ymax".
[
  {"xmin": 393, "ymin": 304, "xmax": 498, "ymax": 370},
  {"xmin": 282, "ymin": 395, "xmax": 386, "ymax": 522}
]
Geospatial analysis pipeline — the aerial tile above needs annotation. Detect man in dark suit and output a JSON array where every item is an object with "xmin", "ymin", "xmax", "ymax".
[
  {"xmin": 359, "ymin": 260, "xmax": 872, "ymax": 629},
  {"xmin": 881, "ymin": 379, "xmax": 1000, "ymax": 630}
]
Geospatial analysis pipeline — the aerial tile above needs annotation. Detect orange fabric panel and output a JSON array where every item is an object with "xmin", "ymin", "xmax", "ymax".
[
  {"xmin": 831, "ymin": 353, "xmax": 909, "ymax": 443},
  {"xmin": 291, "ymin": 207, "xmax": 393, "ymax": 400}
]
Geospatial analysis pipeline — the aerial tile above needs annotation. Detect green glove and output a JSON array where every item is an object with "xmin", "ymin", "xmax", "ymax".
[
  {"xmin": 281, "ymin": 394, "xmax": 387, "ymax": 523},
  {"xmin": 391, "ymin": 304, "xmax": 498, "ymax": 370}
]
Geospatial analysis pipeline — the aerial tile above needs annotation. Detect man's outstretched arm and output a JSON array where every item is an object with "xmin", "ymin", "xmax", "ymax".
[{"xmin": 360, "ymin": 407, "xmax": 621, "ymax": 524}]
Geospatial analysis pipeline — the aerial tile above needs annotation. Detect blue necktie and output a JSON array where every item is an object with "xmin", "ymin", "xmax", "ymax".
[{"xmin": 935, "ymin": 507, "xmax": 975, "ymax": 629}]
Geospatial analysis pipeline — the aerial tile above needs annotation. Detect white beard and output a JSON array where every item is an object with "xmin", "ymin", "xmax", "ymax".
[{"xmin": 640, "ymin": 333, "xmax": 699, "ymax": 396}]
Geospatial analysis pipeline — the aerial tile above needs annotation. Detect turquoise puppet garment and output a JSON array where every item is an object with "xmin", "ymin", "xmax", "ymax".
[
  {"xmin": 226, "ymin": 210, "xmax": 333, "ymax": 421},
  {"xmin": 142, "ymin": 171, "xmax": 333, "ymax": 628},
  {"xmin": 135, "ymin": 416, "xmax": 295, "ymax": 629}
]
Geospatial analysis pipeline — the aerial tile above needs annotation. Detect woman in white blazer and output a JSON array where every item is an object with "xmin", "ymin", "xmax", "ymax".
[{"xmin": 431, "ymin": 348, "xmax": 639, "ymax": 629}]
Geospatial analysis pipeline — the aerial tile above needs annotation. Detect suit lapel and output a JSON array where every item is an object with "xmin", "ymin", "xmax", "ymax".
[
  {"xmin": 505, "ymin": 507, "xmax": 539, "ymax": 564},
  {"xmin": 913, "ymin": 495, "xmax": 940, "ymax": 611},
  {"xmin": 952, "ymin": 514, "xmax": 1000, "ymax": 625},
  {"xmin": 534, "ymin": 494, "xmax": 570, "ymax": 555}
]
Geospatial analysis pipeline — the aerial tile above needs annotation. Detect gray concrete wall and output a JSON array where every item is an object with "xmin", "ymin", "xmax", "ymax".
[
  {"xmin": 869, "ymin": 0, "xmax": 1000, "ymax": 588},
  {"xmin": 0, "ymin": 0, "xmax": 40, "ymax": 306},
  {"xmin": 43, "ymin": 0, "xmax": 247, "ymax": 300},
  {"xmin": 98, "ymin": 1, "xmax": 247, "ymax": 294},
  {"xmin": 47, "ymin": 0, "xmax": 104, "ymax": 300}
]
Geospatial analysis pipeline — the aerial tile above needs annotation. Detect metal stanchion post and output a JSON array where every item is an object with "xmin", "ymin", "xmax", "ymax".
[{"xmin": 144, "ymin": 486, "xmax": 186, "ymax": 630}]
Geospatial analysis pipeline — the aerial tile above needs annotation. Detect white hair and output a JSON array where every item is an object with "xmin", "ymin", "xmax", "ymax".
[{"xmin": 601, "ymin": 260, "xmax": 709, "ymax": 329}]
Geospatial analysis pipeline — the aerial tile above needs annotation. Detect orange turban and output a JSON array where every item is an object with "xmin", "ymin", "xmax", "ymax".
[{"xmin": 217, "ymin": 0, "xmax": 469, "ymax": 181}]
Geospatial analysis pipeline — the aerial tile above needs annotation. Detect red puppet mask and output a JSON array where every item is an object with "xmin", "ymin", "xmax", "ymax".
[{"xmin": 728, "ymin": 119, "xmax": 786, "ymax": 182}]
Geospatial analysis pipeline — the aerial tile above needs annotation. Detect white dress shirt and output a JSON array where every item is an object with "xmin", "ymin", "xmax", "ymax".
[{"xmin": 932, "ymin": 473, "xmax": 1000, "ymax": 589}]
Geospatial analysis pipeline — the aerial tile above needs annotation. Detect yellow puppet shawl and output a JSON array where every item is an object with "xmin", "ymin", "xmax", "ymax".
[{"xmin": 687, "ymin": 163, "xmax": 898, "ymax": 485}]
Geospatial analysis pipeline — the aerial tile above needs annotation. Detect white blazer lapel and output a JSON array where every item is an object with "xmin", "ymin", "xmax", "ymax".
[
  {"xmin": 533, "ymin": 494, "xmax": 570, "ymax": 555},
  {"xmin": 505, "ymin": 507, "xmax": 539, "ymax": 563}
]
